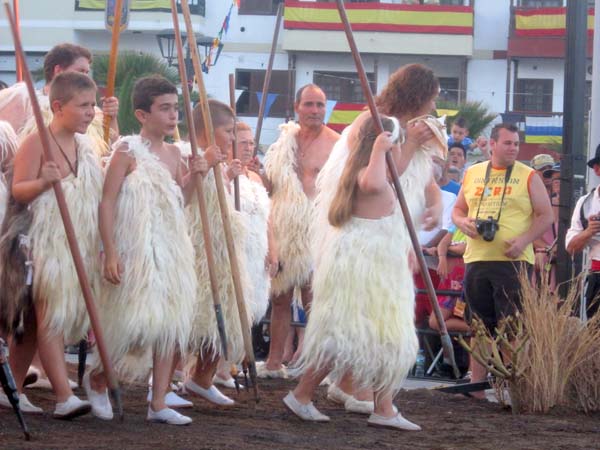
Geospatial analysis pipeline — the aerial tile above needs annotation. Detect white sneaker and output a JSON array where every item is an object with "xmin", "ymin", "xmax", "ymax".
[
  {"xmin": 213, "ymin": 375, "xmax": 244, "ymax": 390},
  {"xmin": 344, "ymin": 396, "xmax": 374, "ymax": 415},
  {"xmin": 0, "ymin": 392, "xmax": 43, "ymax": 414},
  {"xmin": 283, "ymin": 391, "xmax": 330, "ymax": 422},
  {"xmin": 53, "ymin": 395, "xmax": 92, "ymax": 420},
  {"xmin": 184, "ymin": 380, "xmax": 234, "ymax": 406},
  {"xmin": 326, "ymin": 384, "xmax": 351, "ymax": 405},
  {"xmin": 147, "ymin": 390, "xmax": 193, "ymax": 408},
  {"xmin": 147, "ymin": 406, "xmax": 192, "ymax": 425},
  {"xmin": 367, "ymin": 412, "xmax": 421, "ymax": 431},
  {"xmin": 82, "ymin": 372, "xmax": 113, "ymax": 420}
]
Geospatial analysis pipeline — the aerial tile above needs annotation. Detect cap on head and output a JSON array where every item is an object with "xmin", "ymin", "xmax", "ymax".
[
  {"xmin": 587, "ymin": 144, "xmax": 600, "ymax": 168},
  {"xmin": 531, "ymin": 153, "xmax": 555, "ymax": 170}
]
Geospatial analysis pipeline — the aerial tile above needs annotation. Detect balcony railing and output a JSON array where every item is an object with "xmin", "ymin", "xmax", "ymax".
[
  {"xmin": 75, "ymin": 0, "xmax": 205, "ymax": 16},
  {"xmin": 284, "ymin": 0, "xmax": 474, "ymax": 36}
]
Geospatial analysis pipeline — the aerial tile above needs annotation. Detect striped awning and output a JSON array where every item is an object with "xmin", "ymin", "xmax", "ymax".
[
  {"xmin": 515, "ymin": 7, "xmax": 595, "ymax": 37},
  {"xmin": 284, "ymin": 1, "xmax": 473, "ymax": 35}
]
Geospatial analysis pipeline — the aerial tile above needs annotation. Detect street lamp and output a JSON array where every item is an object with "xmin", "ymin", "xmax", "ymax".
[{"xmin": 156, "ymin": 29, "xmax": 223, "ymax": 74}]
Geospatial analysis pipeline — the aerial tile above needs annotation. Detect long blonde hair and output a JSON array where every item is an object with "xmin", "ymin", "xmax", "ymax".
[{"xmin": 328, "ymin": 116, "xmax": 397, "ymax": 227}]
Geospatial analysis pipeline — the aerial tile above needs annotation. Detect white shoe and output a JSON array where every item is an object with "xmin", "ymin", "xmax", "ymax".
[
  {"xmin": 184, "ymin": 380, "xmax": 234, "ymax": 406},
  {"xmin": 344, "ymin": 396, "xmax": 374, "ymax": 415},
  {"xmin": 147, "ymin": 390, "xmax": 194, "ymax": 409},
  {"xmin": 147, "ymin": 406, "xmax": 192, "ymax": 425},
  {"xmin": 367, "ymin": 412, "xmax": 421, "ymax": 431},
  {"xmin": 326, "ymin": 384, "xmax": 351, "ymax": 405},
  {"xmin": 283, "ymin": 391, "xmax": 330, "ymax": 422},
  {"xmin": 256, "ymin": 361, "xmax": 288, "ymax": 379},
  {"xmin": 53, "ymin": 395, "xmax": 92, "ymax": 420},
  {"xmin": 213, "ymin": 375, "xmax": 244, "ymax": 390},
  {"xmin": 82, "ymin": 372, "xmax": 113, "ymax": 420},
  {"xmin": 27, "ymin": 377, "xmax": 78, "ymax": 390},
  {"xmin": 0, "ymin": 392, "xmax": 43, "ymax": 414}
]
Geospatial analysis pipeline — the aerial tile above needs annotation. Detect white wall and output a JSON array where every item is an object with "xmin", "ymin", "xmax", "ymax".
[
  {"xmin": 515, "ymin": 58, "xmax": 565, "ymax": 112},
  {"xmin": 467, "ymin": 59, "xmax": 507, "ymax": 114},
  {"xmin": 473, "ymin": 0, "xmax": 510, "ymax": 51}
]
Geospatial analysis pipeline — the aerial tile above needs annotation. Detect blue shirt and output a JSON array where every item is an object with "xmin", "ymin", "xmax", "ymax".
[
  {"xmin": 448, "ymin": 136, "xmax": 473, "ymax": 148},
  {"xmin": 441, "ymin": 179, "xmax": 461, "ymax": 196}
]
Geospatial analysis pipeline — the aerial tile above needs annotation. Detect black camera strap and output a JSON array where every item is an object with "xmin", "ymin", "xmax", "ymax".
[{"xmin": 474, "ymin": 162, "xmax": 514, "ymax": 223}]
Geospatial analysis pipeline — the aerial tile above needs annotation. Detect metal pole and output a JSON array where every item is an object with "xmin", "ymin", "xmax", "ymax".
[
  {"xmin": 589, "ymin": 0, "xmax": 600, "ymax": 189},
  {"xmin": 556, "ymin": 0, "xmax": 588, "ymax": 296}
]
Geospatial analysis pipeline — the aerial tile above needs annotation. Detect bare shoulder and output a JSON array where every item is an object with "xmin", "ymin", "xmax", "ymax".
[
  {"xmin": 15, "ymin": 131, "xmax": 43, "ymax": 162},
  {"xmin": 248, "ymin": 170, "xmax": 264, "ymax": 186},
  {"xmin": 109, "ymin": 141, "xmax": 134, "ymax": 167},
  {"xmin": 165, "ymin": 142, "xmax": 182, "ymax": 160},
  {"xmin": 322, "ymin": 126, "xmax": 340, "ymax": 145}
]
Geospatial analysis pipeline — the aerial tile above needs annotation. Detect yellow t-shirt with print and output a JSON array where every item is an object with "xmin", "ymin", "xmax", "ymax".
[{"xmin": 462, "ymin": 161, "xmax": 535, "ymax": 264}]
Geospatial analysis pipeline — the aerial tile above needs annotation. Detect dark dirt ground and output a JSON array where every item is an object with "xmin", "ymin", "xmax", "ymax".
[{"xmin": 2, "ymin": 373, "xmax": 600, "ymax": 450}]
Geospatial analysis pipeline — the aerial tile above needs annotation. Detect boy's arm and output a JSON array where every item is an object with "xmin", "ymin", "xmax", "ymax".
[
  {"xmin": 99, "ymin": 145, "xmax": 131, "ymax": 284},
  {"xmin": 358, "ymin": 132, "xmax": 393, "ymax": 194},
  {"xmin": 181, "ymin": 154, "xmax": 209, "ymax": 206},
  {"xmin": 12, "ymin": 133, "xmax": 60, "ymax": 204}
]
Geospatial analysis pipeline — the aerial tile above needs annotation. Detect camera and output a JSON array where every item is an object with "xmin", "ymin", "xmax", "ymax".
[{"xmin": 476, "ymin": 216, "xmax": 499, "ymax": 242}]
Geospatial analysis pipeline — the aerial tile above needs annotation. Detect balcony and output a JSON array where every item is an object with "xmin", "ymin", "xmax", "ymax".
[
  {"xmin": 508, "ymin": 6, "xmax": 594, "ymax": 58},
  {"xmin": 282, "ymin": 0, "xmax": 474, "ymax": 56},
  {"xmin": 73, "ymin": 0, "xmax": 205, "ymax": 31}
]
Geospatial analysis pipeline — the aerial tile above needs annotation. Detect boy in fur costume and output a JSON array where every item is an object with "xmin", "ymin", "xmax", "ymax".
[
  {"xmin": 0, "ymin": 43, "xmax": 118, "ymax": 154},
  {"xmin": 182, "ymin": 100, "xmax": 254, "ymax": 406},
  {"xmin": 259, "ymin": 84, "xmax": 339, "ymax": 378},
  {"xmin": 285, "ymin": 64, "xmax": 445, "ymax": 431},
  {"xmin": 86, "ymin": 76, "xmax": 205, "ymax": 425},
  {"xmin": 5, "ymin": 72, "xmax": 105, "ymax": 419},
  {"xmin": 213, "ymin": 121, "xmax": 275, "ymax": 388}
]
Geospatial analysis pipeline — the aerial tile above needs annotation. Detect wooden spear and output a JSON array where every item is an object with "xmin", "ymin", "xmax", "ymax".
[
  {"xmin": 102, "ymin": 0, "xmax": 124, "ymax": 144},
  {"xmin": 334, "ymin": 0, "xmax": 460, "ymax": 378},
  {"xmin": 3, "ymin": 2, "xmax": 125, "ymax": 418},
  {"xmin": 253, "ymin": 2, "xmax": 283, "ymax": 156},
  {"xmin": 168, "ymin": 0, "xmax": 229, "ymax": 360},
  {"xmin": 229, "ymin": 73, "xmax": 241, "ymax": 211},
  {"xmin": 179, "ymin": 0, "xmax": 259, "ymax": 402},
  {"xmin": 12, "ymin": 0, "xmax": 22, "ymax": 82}
]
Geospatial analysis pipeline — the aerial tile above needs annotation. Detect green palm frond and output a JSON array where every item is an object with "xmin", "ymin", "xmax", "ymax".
[{"xmin": 436, "ymin": 100, "xmax": 497, "ymax": 138}]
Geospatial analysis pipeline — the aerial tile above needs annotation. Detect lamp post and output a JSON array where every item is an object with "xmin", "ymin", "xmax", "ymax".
[{"xmin": 156, "ymin": 29, "xmax": 223, "ymax": 78}]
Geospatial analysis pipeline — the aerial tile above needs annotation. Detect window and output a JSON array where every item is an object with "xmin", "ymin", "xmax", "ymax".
[
  {"xmin": 313, "ymin": 71, "xmax": 376, "ymax": 103},
  {"xmin": 438, "ymin": 77, "xmax": 459, "ymax": 103},
  {"xmin": 513, "ymin": 79, "xmax": 553, "ymax": 113},
  {"xmin": 517, "ymin": 0, "xmax": 562, "ymax": 7},
  {"xmin": 238, "ymin": 0, "xmax": 284, "ymax": 15},
  {"xmin": 235, "ymin": 69, "xmax": 294, "ymax": 118},
  {"xmin": 75, "ymin": 0, "xmax": 205, "ymax": 15}
]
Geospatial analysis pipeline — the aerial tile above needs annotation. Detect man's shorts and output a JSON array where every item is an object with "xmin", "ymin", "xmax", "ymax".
[{"xmin": 464, "ymin": 261, "xmax": 532, "ymax": 332}]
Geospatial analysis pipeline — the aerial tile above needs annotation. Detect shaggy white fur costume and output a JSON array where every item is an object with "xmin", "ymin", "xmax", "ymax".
[
  {"xmin": 238, "ymin": 174, "xmax": 270, "ymax": 323},
  {"xmin": 18, "ymin": 92, "xmax": 110, "ymax": 157},
  {"xmin": 29, "ymin": 134, "xmax": 103, "ymax": 344},
  {"xmin": 187, "ymin": 167, "xmax": 253, "ymax": 363},
  {"xmin": 98, "ymin": 136, "xmax": 196, "ymax": 381},
  {"xmin": 300, "ymin": 117, "xmax": 444, "ymax": 395},
  {"xmin": 0, "ymin": 120, "xmax": 18, "ymax": 225},
  {"xmin": 264, "ymin": 121, "xmax": 313, "ymax": 296}
]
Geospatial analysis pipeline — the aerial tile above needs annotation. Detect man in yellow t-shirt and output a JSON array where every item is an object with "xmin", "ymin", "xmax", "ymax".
[{"xmin": 452, "ymin": 123, "xmax": 553, "ymax": 390}]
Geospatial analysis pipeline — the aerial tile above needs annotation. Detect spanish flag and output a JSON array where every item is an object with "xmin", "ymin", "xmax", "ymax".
[
  {"xmin": 515, "ymin": 7, "xmax": 594, "ymax": 37},
  {"xmin": 326, "ymin": 102, "xmax": 365, "ymax": 133}
]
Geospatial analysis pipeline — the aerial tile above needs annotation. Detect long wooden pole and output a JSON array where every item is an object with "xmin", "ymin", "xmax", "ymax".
[
  {"xmin": 168, "ymin": 0, "xmax": 229, "ymax": 360},
  {"xmin": 102, "ymin": 0, "xmax": 123, "ymax": 146},
  {"xmin": 102, "ymin": 0, "xmax": 124, "ymax": 144},
  {"xmin": 3, "ymin": 3, "xmax": 125, "ymax": 417},
  {"xmin": 334, "ymin": 0, "xmax": 459, "ymax": 378},
  {"xmin": 180, "ymin": 0, "xmax": 259, "ymax": 402},
  {"xmin": 253, "ymin": 2, "xmax": 283, "ymax": 156},
  {"xmin": 229, "ymin": 73, "xmax": 241, "ymax": 211},
  {"xmin": 13, "ymin": 0, "xmax": 22, "ymax": 82}
]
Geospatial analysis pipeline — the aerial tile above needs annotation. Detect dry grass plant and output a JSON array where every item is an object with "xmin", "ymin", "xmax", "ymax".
[{"xmin": 460, "ymin": 270, "xmax": 600, "ymax": 414}]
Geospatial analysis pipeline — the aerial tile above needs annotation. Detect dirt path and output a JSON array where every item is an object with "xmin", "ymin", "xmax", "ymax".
[{"xmin": 1, "ymin": 377, "xmax": 599, "ymax": 450}]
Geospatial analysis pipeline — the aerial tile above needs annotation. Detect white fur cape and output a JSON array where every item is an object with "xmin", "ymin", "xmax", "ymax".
[
  {"xmin": 238, "ymin": 174, "xmax": 270, "ymax": 323},
  {"xmin": 18, "ymin": 92, "xmax": 110, "ymax": 157},
  {"xmin": 0, "ymin": 82, "xmax": 31, "ymax": 134},
  {"xmin": 0, "ymin": 120, "xmax": 18, "ymax": 225},
  {"xmin": 97, "ymin": 136, "xmax": 196, "ymax": 381},
  {"xmin": 264, "ymin": 121, "xmax": 314, "ymax": 296},
  {"xmin": 29, "ymin": 133, "xmax": 103, "ymax": 344},
  {"xmin": 300, "ymin": 119, "xmax": 438, "ymax": 395},
  {"xmin": 187, "ymin": 167, "xmax": 253, "ymax": 364}
]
